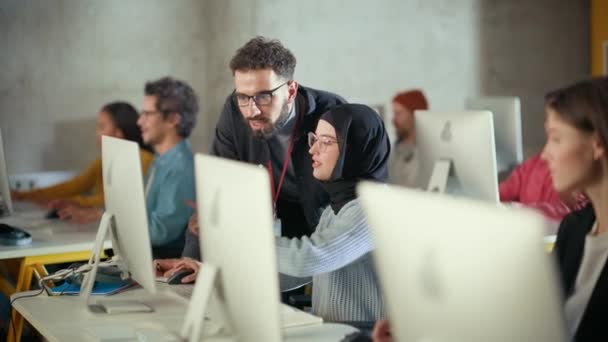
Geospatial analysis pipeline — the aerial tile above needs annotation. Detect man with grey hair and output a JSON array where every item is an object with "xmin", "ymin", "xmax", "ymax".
[{"xmin": 137, "ymin": 76, "xmax": 198, "ymax": 255}]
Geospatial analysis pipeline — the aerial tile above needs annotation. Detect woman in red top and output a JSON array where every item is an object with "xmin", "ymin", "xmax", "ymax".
[{"xmin": 499, "ymin": 152, "xmax": 587, "ymax": 222}]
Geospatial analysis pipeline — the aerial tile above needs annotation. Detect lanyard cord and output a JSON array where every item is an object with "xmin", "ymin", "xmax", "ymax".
[{"xmin": 268, "ymin": 113, "xmax": 302, "ymax": 214}]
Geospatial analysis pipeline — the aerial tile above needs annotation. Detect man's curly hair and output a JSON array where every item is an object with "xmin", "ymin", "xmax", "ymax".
[
  {"xmin": 229, "ymin": 36, "xmax": 297, "ymax": 80},
  {"xmin": 144, "ymin": 77, "xmax": 199, "ymax": 138}
]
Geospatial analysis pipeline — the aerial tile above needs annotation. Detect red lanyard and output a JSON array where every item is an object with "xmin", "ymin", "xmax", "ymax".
[{"xmin": 268, "ymin": 114, "xmax": 301, "ymax": 213}]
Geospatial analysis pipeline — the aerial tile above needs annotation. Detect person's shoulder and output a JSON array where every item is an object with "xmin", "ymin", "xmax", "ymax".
[
  {"xmin": 86, "ymin": 157, "xmax": 103, "ymax": 176},
  {"xmin": 557, "ymin": 204, "xmax": 595, "ymax": 238},
  {"xmin": 89, "ymin": 157, "xmax": 103, "ymax": 168},
  {"xmin": 336, "ymin": 199, "xmax": 365, "ymax": 220},
  {"xmin": 139, "ymin": 149, "xmax": 154, "ymax": 162},
  {"xmin": 299, "ymin": 85, "xmax": 347, "ymax": 109},
  {"xmin": 167, "ymin": 141, "xmax": 195, "ymax": 166},
  {"xmin": 519, "ymin": 153, "xmax": 547, "ymax": 172},
  {"xmin": 215, "ymin": 93, "xmax": 247, "ymax": 131},
  {"xmin": 218, "ymin": 93, "xmax": 240, "ymax": 117}
]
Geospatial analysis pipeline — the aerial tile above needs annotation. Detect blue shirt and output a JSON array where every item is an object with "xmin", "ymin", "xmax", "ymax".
[{"xmin": 144, "ymin": 139, "xmax": 195, "ymax": 247}]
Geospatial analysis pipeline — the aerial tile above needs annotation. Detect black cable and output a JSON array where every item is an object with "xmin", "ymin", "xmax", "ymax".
[
  {"xmin": 8, "ymin": 286, "xmax": 45, "ymax": 340},
  {"xmin": 7, "ymin": 264, "xmax": 81, "ymax": 339}
]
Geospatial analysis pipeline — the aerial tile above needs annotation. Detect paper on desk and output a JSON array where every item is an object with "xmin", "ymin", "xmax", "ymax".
[{"xmin": 280, "ymin": 303, "xmax": 323, "ymax": 328}]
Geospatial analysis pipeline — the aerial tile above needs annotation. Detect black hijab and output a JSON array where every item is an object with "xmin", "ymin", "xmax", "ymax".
[{"xmin": 318, "ymin": 103, "xmax": 390, "ymax": 214}]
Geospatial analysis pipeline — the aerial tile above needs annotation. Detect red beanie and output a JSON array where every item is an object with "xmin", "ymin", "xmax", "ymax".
[{"xmin": 392, "ymin": 89, "xmax": 429, "ymax": 113}]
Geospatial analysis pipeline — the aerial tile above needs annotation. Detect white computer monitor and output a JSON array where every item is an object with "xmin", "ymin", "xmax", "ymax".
[
  {"xmin": 358, "ymin": 182, "xmax": 568, "ymax": 342},
  {"xmin": 415, "ymin": 110, "xmax": 499, "ymax": 203},
  {"xmin": 466, "ymin": 96, "xmax": 524, "ymax": 173},
  {"xmin": 181, "ymin": 154, "xmax": 283, "ymax": 341},
  {"xmin": 0, "ymin": 128, "xmax": 14, "ymax": 216},
  {"xmin": 81, "ymin": 136, "xmax": 156, "ymax": 313}
]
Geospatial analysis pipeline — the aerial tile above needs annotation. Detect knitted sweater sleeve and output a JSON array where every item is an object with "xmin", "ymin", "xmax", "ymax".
[{"xmin": 275, "ymin": 200, "xmax": 373, "ymax": 278}]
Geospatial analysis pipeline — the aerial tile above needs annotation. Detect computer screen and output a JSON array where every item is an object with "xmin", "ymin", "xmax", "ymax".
[
  {"xmin": 358, "ymin": 182, "xmax": 568, "ymax": 342},
  {"xmin": 102, "ymin": 135, "xmax": 156, "ymax": 293},
  {"xmin": 415, "ymin": 110, "xmax": 499, "ymax": 203},
  {"xmin": 466, "ymin": 96, "xmax": 524, "ymax": 173},
  {"xmin": 0, "ymin": 128, "xmax": 14, "ymax": 216},
  {"xmin": 187, "ymin": 154, "xmax": 282, "ymax": 341},
  {"xmin": 81, "ymin": 136, "xmax": 156, "ymax": 311}
]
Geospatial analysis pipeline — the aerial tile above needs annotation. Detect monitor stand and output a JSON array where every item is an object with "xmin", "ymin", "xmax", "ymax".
[
  {"xmin": 81, "ymin": 211, "xmax": 153, "ymax": 314},
  {"xmin": 0, "ymin": 196, "xmax": 10, "ymax": 217},
  {"xmin": 426, "ymin": 159, "xmax": 463, "ymax": 195},
  {"xmin": 181, "ymin": 263, "xmax": 233, "ymax": 341}
]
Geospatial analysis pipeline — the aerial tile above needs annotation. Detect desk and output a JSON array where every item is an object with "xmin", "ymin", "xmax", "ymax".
[
  {"xmin": 11, "ymin": 284, "xmax": 358, "ymax": 341},
  {"xmin": 1, "ymin": 209, "xmax": 110, "ymax": 342}
]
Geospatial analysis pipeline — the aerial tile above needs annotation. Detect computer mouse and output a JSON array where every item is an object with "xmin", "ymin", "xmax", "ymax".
[
  {"xmin": 167, "ymin": 268, "xmax": 195, "ymax": 285},
  {"xmin": 45, "ymin": 209, "xmax": 60, "ymax": 219},
  {"xmin": 340, "ymin": 331, "xmax": 372, "ymax": 342},
  {"xmin": 0, "ymin": 223, "xmax": 32, "ymax": 246}
]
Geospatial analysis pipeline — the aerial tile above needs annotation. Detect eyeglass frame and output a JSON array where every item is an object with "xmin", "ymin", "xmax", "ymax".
[
  {"xmin": 139, "ymin": 109, "xmax": 171, "ymax": 118},
  {"xmin": 233, "ymin": 81, "xmax": 290, "ymax": 107},
  {"xmin": 138, "ymin": 109, "xmax": 183, "ymax": 121},
  {"xmin": 308, "ymin": 132, "xmax": 339, "ymax": 153}
]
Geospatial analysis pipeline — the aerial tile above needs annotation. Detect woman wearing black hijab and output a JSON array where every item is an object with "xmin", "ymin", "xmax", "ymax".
[{"xmin": 276, "ymin": 103, "xmax": 390, "ymax": 322}]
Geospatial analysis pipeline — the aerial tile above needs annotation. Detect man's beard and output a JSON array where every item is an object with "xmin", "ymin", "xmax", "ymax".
[{"xmin": 246, "ymin": 101, "xmax": 290, "ymax": 138}]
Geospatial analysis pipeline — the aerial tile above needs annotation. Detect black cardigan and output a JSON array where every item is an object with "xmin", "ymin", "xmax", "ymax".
[{"xmin": 554, "ymin": 205, "xmax": 608, "ymax": 342}]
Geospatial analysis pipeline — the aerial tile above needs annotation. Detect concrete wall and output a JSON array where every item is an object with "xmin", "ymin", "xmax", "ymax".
[
  {"xmin": 0, "ymin": 0, "xmax": 589, "ymax": 174},
  {"xmin": 478, "ymin": 0, "xmax": 589, "ymax": 155},
  {"xmin": 0, "ymin": 0, "xmax": 208, "ymax": 172}
]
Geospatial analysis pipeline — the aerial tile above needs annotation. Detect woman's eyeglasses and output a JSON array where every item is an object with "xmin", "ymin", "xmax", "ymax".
[{"xmin": 308, "ymin": 132, "xmax": 338, "ymax": 152}]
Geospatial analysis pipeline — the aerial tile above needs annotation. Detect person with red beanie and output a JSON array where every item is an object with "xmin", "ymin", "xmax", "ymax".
[{"xmin": 388, "ymin": 89, "xmax": 428, "ymax": 187}]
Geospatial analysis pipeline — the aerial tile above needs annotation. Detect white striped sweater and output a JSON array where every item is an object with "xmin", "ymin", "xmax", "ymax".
[{"xmin": 276, "ymin": 199, "xmax": 386, "ymax": 322}]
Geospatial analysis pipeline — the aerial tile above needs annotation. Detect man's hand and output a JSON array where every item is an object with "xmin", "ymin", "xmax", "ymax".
[
  {"xmin": 185, "ymin": 200, "xmax": 199, "ymax": 236},
  {"xmin": 153, "ymin": 258, "xmax": 182, "ymax": 277},
  {"xmin": 171, "ymin": 258, "xmax": 200, "ymax": 283},
  {"xmin": 153, "ymin": 258, "xmax": 200, "ymax": 284}
]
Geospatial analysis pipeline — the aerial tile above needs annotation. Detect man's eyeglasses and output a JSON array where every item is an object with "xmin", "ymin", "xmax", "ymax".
[
  {"xmin": 139, "ymin": 110, "xmax": 174, "ymax": 118},
  {"xmin": 139, "ymin": 110, "xmax": 162, "ymax": 118},
  {"xmin": 234, "ymin": 82, "xmax": 289, "ymax": 107},
  {"xmin": 308, "ymin": 132, "xmax": 338, "ymax": 153}
]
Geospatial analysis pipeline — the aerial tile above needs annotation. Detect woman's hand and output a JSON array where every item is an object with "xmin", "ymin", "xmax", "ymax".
[
  {"xmin": 372, "ymin": 320, "xmax": 393, "ymax": 342},
  {"xmin": 58, "ymin": 205, "xmax": 102, "ymax": 224},
  {"xmin": 48, "ymin": 198, "xmax": 76, "ymax": 210}
]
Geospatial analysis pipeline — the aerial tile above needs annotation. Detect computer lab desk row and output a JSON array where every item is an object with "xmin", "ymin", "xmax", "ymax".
[
  {"xmin": 10, "ymin": 283, "xmax": 358, "ymax": 342},
  {"xmin": 0, "ymin": 210, "xmax": 112, "ymax": 342}
]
